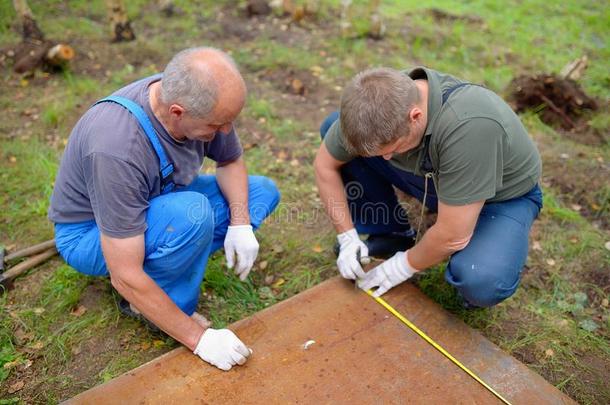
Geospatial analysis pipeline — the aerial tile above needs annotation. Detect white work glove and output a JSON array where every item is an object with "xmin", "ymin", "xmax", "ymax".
[
  {"xmin": 358, "ymin": 250, "xmax": 417, "ymax": 297},
  {"xmin": 193, "ymin": 328, "xmax": 252, "ymax": 371},
  {"xmin": 336, "ymin": 228, "xmax": 368, "ymax": 280},
  {"xmin": 224, "ymin": 224, "xmax": 259, "ymax": 280}
]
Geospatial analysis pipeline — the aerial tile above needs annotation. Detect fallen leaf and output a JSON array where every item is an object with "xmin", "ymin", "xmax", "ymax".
[
  {"xmin": 153, "ymin": 340, "xmax": 165, "ymax": 348},
  {"xmin": 3, "ymin": 360, "xmax": 20, "ymax": 370},
  {"xmin": 21, "ymin": 359, "xmax": 32, "ymax": 370},
  {"xmin": 546, "ymin": 258, "xmax": 556, "ymax": 266},
  {"xmin": 71, "ymin": 346, "xmax": 82, "ymax": 356},
  {"xmin": 8, "ymin": 156, "xmax": 17, "ymax": 163},
  {"xmin": 532, "ymin": 241, "xmax": 542, "ymax": 251},
  {"xmin": 273, "ymin": 246, "xmax": 284, "ymax": 254},
  {"xmin": 264, "ymin": 274, "xmax": 274, "ymax": 285},
  {"xmin": 277, "ymin": 150, "xmax": 288, "ymax": 161},
  {"xmin": 569, "ymin": 237, "xmax": 579, "ymax": 244},
  {"xmin": 140, "ymin": 341, "xmax": 151, "ymax": 351},
  {"xmin": 8, "ymin": 380, "xmax": 24, "ymax": 394},
  {"xmin": 30, "ymin": 341, "xmax": 44, "ymax": 351},
  {"xmin": 310, "ymin": 65, "xmax": 324, "ymax": 76},
  {"xmin": 271, "ymin": 278, "xmax": 285, "ymax": 288},
  {"xmin": 559, "ymin": 153, "xmax": 569, "ymax": 159},
  {"xmin": 290, "ymin": 78, "xmax": 305, "ymax": 95},
  {"xmin": 570, "ymin": 204, "xmax": 582, "ymax": 211},
  {"xmin": 604, "ymin": 241, "xmax": 610, "ymax": 251},
  {"xmin": 258, "ymin": 260, "xmax": 268, "ymax": 270},
  {"xmin": 544, "ymin": 348, "xmax": 554, "ymax": 357},
  {"xmin": 601, "ymin": 298, "xmax": 609, "ymax": 307},
  {"xmin": 70, "ymin": 304, "xmax": 87, "ymax": 317},
  {"xmin": 312, "ymin": 245, "xmax": 323, "ymax": 253},
  {"xmin": 290, "ymin": 159, "xmax": 300, "ymax": 167}
]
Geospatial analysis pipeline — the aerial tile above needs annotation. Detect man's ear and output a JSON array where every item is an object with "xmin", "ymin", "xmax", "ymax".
[
  {"xmin": 409, "ymin": 107, "xmax": 423, "ymax": 123},
  {"xmin": 168, "ymin": 104, "xmax": 185, "ymax": 120}
]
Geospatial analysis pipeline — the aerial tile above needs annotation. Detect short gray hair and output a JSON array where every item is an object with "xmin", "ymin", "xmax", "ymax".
[
  {"xmin": 340, "ymin": 67, "xmax": 420, "ymax": 156},
  {"xmin": 160, "ymin": 47, "xmax": 238, "ymax": 118}
]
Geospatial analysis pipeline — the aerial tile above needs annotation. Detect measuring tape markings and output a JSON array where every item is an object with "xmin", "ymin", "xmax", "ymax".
[{"xmin": 365, "ymin": 289, "xmax": 512, "ymax": 405}]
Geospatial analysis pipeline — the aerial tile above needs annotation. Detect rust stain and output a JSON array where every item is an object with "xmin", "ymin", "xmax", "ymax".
[{"xmin": 65, "ymin": 278, "xmax": 575, "ymax": 405}]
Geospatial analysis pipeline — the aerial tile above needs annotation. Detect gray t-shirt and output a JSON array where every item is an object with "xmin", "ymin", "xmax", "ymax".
[{"xmin": 48, "ymin": 74, "xmax": 243, "ymax": 238}]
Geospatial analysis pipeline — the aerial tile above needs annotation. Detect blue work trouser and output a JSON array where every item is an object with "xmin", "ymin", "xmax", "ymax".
[
  {"xmin": 54, "ymin": 175, "xmax": 280, "ymax": 315},
  {"xmin": 320, "ymin": 112, "xmax": 543, "ymax": 307}
]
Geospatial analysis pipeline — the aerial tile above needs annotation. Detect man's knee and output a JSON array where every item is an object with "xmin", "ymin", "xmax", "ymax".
[
  {"xmin": 445, "ymin": 255, "xmax": 521, "ymax": 308},
  {"xmin": 148, "ymin": 191, "xmax": 215, "ymax": 245},
  {"xmin": 320, "ymin": 111, "xmax": 339, "ymax": 140}
]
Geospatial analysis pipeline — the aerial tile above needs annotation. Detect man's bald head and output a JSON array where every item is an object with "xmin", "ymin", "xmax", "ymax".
[{"xmin": 160, "ymin": 47, "xmax": 246, "ymax": 119}]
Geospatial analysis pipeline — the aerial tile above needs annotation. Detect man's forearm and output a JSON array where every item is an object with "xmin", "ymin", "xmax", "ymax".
[
  {"xmin": 315, "ymin": 165, "xmax": 354, "ymax": 233},
  {"xmin": 100, "ymin": 234, "xmax": 205, "ymax": 351},
  {"xmin": 111, "ymin": 269, "xmax": 205, "ymax": 350},
  {"xmin": 216, "ymin": 157, "xmax": 250, "ymax": 225}
]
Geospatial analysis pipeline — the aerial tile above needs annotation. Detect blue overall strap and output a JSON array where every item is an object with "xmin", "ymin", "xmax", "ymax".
[{"xmin": 93, "ymin": 95, "xmax": 175, "ymax": 194}]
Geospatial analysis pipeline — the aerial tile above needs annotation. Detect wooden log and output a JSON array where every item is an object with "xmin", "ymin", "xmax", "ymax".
[
  {"xmin": 45, "ymin": 43, "xmax": 75, "ymax": 66},
  {"xmin": 0, "ymin": 248, "xmax": 57, "ymax": 287},
  {"xmin": 13, "ymin": 41, "xmax": 74, "ymax": 73},
  {"xmin": 5, "ymin": 239, "xmax": 56, "ymax": 262}
]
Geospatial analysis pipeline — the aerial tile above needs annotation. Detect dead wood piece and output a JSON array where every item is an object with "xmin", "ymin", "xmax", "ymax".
[
  {"xmin": 0, "ymin": 248, "xmax": 57, "ymax": 287},
  {"xmin": 13, "ymin": 41, "xmax": 74, "ymax": 74},
  {"xmin": 46, "ymin": 44, "xmax": 75, "ymax": 66},
  {"xmin": 106, "ymin": 0, "xmax": 136, "ymax": 42},
  {"xmin": 5, "ymin": 239, "xmax": 56, "ymax": 262},
  {"xmin": 13, "ymin": 0, "xmax": 44, "ymax": 41},
  {"xmin": 560, "ymin": 55, "xmax": 588, "ymax": 81},
  {"xmin": 13, "ymin": 41, "xmax": 50, "ymax": 73}
]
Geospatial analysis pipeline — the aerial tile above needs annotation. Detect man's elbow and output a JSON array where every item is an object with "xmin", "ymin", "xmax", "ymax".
[
  {"xmin": 445, "ymin": 234, "xmax": 473, "ymax": 253},
  {"xmin": 109, "ymin": 268, "xmax": 142, "ymax": 295}
]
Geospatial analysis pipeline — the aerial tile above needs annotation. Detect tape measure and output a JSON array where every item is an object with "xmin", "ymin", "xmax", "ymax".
[{"xmin": 365, "ymin": 289, "xmax": 512, "ymax": 405}]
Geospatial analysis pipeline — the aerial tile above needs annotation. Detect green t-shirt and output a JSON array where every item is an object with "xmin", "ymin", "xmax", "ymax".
[{"xmin": 324, "ymin": 67, "xmax": 542, "ymax": 205}]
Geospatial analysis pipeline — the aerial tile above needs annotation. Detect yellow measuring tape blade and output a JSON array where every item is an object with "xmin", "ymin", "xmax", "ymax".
[{"xmin": 366, "ymin": 289, "xmax": 512, "ymax": 405}]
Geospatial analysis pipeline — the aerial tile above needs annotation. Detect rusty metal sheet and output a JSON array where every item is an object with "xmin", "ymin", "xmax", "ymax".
[{"xmin": 66, "ymin": 278, "xmax": 575, "ymax": 404}]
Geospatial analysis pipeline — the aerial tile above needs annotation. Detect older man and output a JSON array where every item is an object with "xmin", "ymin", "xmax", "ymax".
[
  {"xmin": 314, "ymin": 67, "xmax": 542, "ymax": 307},
  {"xmin": 49, "ymin": 47, "xmax": 280, "ymax": 370}
]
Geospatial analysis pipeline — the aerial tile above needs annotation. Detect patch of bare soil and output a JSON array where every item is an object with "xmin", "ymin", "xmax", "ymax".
[
  {"xmin": 508, "ymin": 74, "xmax": 604, "ymax": 145},
  {"xmin": 537, "ymin": 140, "xmax": 610, "ymax": 230}
]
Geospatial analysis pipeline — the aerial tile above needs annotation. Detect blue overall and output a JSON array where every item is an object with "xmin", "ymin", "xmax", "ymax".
[
  {"xmin": 54, "ymin": 96, "xmax": 280, "ymax": 315},
  {"xmin": 321, "ymin": 99, "xmax": 542, "ymax": 307}
]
